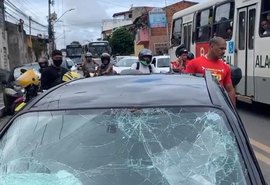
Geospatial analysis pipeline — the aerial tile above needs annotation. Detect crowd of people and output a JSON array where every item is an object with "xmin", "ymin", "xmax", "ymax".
[{"xmin": 36, "ymin": 36, "xmax": 236, "ymax": 105}]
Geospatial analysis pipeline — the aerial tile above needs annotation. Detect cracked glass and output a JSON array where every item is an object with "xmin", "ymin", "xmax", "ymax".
[{"xmin": 0, "ymin": 108, "xmax": 250, "ymax": 185}]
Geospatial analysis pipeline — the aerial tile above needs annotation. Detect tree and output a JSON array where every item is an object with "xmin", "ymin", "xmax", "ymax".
[{"xmin": 109, "ymin": 27, "xmax": 134, "ymax": 55}]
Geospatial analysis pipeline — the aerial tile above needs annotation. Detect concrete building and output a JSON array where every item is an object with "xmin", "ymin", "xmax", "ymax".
[
  {"xmin": 101, "ymin": 7, "xmax": 154, "ymax": 41},
  {"xmin": 134, "ymin": 0, "xmax": 197, "ymax": 55}
]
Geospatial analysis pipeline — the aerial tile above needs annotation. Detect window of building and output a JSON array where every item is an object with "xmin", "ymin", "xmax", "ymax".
[
  {"xmin": 213, "ymin": 2, "xmax": 234, "ymax": 40},
  {"xmin": 260, "ymin": 0, "xmax": 270, "ymax": 37},
  {"xmin": 171, "ymin": 18, "xmax": 182, "ymax": 46},
  {"xmin": 195, "ymin": 8, "xmax": 213, "ymax": 42}
]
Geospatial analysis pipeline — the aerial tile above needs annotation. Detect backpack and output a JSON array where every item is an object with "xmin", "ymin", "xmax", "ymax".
[{"xmin": 136, "ymin": 62, "xmax": 152, "ymax": 73}]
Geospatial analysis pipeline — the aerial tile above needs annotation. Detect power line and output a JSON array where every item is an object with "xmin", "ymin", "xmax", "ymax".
[
  {"xmin": 5, "ymin": 0, "xmax": 47, "ymax": 28},
  {"xmin": 13, "ymin": 0, "xmax": 41, "ymax": 20},
  {"xmin": 5, "ymin": 11, "xmax": 47, "ymax": 33}
]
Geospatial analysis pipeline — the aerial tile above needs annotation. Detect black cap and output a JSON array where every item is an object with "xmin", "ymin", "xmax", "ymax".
[
  {"xmin": 52, "ymin": 50, "xmax": 62, "ymax": 57},
  {"xmin": 178, "ymin": 49, "xmax": 188, "ymax": 56}
]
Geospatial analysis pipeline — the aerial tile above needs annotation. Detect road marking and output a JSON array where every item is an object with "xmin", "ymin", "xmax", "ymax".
[
  {"xmin": 249, "ymin": 138, "xmax": 270, "ymax": 165},
  {"xmin": 250, "ymin": 138, "xmax": 270, "ymax": 154},
  {"xmin": 254, "ymin": 151, "xmax": 270, "ymax": 165}
]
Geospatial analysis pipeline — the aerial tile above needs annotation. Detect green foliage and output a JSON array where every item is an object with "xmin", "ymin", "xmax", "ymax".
[{"xmin": 109, "ymin": 27, "xmax": 134, "ymax": 55}]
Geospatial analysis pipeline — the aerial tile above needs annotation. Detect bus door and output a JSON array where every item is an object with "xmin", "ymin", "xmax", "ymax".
[
  {"xmin": 183, "ymin": 22, "xmax": 192, "ymax": 51},
  {"xmin": 236, "ymin": 5, "xmax": 256, "ymax": 97}
]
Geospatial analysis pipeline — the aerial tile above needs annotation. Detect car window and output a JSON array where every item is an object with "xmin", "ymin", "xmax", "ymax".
[
  {"xmin": 157, "ymin": 58, "xmax": 170, "ymax": 67},
  {"xmin": 115, "ymin": 58, "xmax": 137, "ymax": 67},
  {"xmin": 0, "ymin": 108, "xmax": 250, "ymax": 184}
]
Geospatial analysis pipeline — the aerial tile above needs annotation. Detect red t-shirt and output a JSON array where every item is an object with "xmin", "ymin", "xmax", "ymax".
[
  {"xmin": 185, "ymin": 56, "xmax": 232, "ymax": 86},
  {"xmin": 171, "ymin": 60, "xmax": 189, "ymax": 72},
  {"xmin": 171, "ymin": 60, "xmax": 180, "ymax": 70}
]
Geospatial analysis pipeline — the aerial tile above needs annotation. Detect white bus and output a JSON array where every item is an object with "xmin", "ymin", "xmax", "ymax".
[{"xmin": 169, "ymin": 0, "xmax": 270, "ymax": 105}]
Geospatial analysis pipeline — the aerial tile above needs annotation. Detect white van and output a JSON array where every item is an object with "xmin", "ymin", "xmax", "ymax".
[{"xmin": 151, "ymin": 56, "xmax": 170, "ymax": 73}]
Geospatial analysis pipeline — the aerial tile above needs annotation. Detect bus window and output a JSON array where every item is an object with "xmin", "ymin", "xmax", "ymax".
[
  {"xmin": 238, "ymin": 12, "xmax": 246, "ymax": 50},
  {"xmin": 249, "ymin": 9, "xmax": 256, "ymax": 49},
  {"xmin": 183, "ymin": 23, "xmax": 192, "ymax": 51},
  {"xmin": 195, "ymin": 8, "xmax": 213, "ymax": 42},
  {"xmin": 213, "ymin": 2, "xmax": 234, "ymax": 40},
  {"xmin": 260, "ymin": 0, "xmax": 270, "ymax": 37},
  {"xmin": 171, "ymin": 18, "xmax": 182, "ymax": 46}
]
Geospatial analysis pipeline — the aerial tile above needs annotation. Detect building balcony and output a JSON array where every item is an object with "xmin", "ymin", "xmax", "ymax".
[{"xmin": 136, "ymin": 28, "xmax": 149, "ymax": 45}]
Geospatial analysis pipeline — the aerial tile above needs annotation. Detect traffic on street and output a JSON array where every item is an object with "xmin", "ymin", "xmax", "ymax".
[{"xmin": 0, "ymin": 0, "xmax": 269, "ymax": 184}]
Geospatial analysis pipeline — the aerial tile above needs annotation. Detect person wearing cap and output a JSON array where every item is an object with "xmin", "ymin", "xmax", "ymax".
[
  {"xmin": 82, "ymin": 52, "xmax": 99, "ymax": 77},
  {"xmin": 171, "ymin": 48, "xmax": 189, "ymax": 73},
  {"xmin": 41, "ymin": 50, "xmax": 68, "ymax": 90}
]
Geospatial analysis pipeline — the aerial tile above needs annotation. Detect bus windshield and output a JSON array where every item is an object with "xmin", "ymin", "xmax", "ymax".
[
  {"xmin": 66, "ymin": 45, "xmax": 82, "ymax": 58},
  {"xmin": 88, "ymin": 42, "xmax": 111, "ymax": 58}
]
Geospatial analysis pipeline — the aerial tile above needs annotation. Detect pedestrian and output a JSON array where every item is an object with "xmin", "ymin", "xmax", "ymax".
[
  {"xmin": 171, "ymin": 47, "xmax": 189, "ymax": 73},
  {"xmin": 185, "ymin": 37, "xmax": 236, "ymax": 105},
  {"xmin": 41, "ymin": 50, "xmax": 68, "ymax": 90},
  {"xmin": 261, "ymin": 20, "xmax": 270, "ymax": 36},
  {"xmin": 131, "ymin": 48, "xmax": 159, "ymax": 74}
]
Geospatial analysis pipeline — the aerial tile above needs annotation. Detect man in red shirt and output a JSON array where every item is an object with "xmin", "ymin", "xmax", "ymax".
[{"xmin": 185, "ymin": 37, "xmax": 236, "ymax": 105}]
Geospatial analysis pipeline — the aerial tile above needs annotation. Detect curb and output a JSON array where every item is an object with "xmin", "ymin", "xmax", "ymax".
[{"xmin": 0, "ymin": 106, "xmax": 5, "ymax": 118}]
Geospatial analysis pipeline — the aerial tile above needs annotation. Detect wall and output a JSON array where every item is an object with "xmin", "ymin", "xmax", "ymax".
[
  {"xmin": 0, "ymin": 0, "xmax": 9, "ymax": 70},
  {"xmin": 134, "ymin": 43, "xmax": 145, "ymax": 56},
  {"xmin": 149, "ymin": 1, "xmax": 197, "ymax": 54},
  {"xmin": 166, "ymin": 1, "xmax": 197, "ymax": 36},
  {"xmin": 6, "ymin": 22, "xmax": 29, "ymax": 69},
  {"xmin": 102, "ymin": 19, "xmax": 133, "ymax": 33}
]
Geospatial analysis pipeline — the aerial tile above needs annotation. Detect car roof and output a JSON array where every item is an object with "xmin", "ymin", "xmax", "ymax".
[
  {"xmin": 153, "ymin": 55, "xmax": 170, "ymax": 59},
  {"xmin": 30, "ymin": 74, "xmax": 215, "ymax": 111},
  {"xmin": 120, "ymin": 56, "xmax": 138, "ymax": 59}
]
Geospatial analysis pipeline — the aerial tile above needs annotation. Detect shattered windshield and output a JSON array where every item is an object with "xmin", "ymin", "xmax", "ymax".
[{"xmin": 0, "ymin": 108, "xmax": 249, "ymax": 185}]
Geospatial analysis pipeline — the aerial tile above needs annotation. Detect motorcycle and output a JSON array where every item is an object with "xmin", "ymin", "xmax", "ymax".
[
  {"xmin": 3, "ymin": 87, "xmax": 24, "ymax": 115},
  {"xmin": 3, "ymin": 69, "xmax": 40, "ymax": 115}
]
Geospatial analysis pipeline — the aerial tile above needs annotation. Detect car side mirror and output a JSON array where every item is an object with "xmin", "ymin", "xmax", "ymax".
[{"xmin": 230, "ymin": 65, "xmax": 242, "ymax": 87}]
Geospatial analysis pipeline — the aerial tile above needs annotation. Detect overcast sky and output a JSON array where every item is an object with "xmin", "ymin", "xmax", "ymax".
[{"xmin": 7, "ymin": 0, "xmax": 205, "ymax": 49}]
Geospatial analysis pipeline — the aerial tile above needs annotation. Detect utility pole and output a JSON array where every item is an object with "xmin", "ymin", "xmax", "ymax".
[
  {"xmin": 29, "ymin": 16, "xmax": 31, "ymax": 41},
  {"xmin": 48, "ymin": 0, "xmax": 52, "ymax": 55},
  {"xmin": 164, "ymin": 0, "xmax": 170, "ymax": 50}
]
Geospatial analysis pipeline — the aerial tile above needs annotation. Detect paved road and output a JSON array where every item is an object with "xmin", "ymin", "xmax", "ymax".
[{"xmin": 237, "ymin": 102, "xmax": 270, "ymax": 184}]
